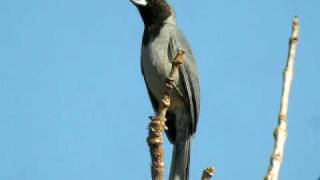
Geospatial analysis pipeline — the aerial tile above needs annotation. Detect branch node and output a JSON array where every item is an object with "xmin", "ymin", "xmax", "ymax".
[{"xmin": 201, "ymin": 166, "xmax": 216, "ymax": 180}]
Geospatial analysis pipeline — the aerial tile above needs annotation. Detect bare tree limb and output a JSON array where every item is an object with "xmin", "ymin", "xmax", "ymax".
[
  {"xmin": 201, "ymin": 167, "xmax": 215, "ymax": 180},
  {"xmin": 147, "ymin": 49, "xmax": 185, "ymax": 180},
  {"xmin": 264, "ymin": 16, "xmax": 300, "ymax": 180}
]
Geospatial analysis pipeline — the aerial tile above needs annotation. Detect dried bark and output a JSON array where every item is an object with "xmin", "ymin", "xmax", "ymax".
[{"xmin": 147, "ymin": 49, "xmax": 185, "ymax": 180}]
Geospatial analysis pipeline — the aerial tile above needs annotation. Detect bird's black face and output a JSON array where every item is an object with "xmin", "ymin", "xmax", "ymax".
[{"xmin": 131, "ymin": 0, "xmax": 171, "ymax": 27}]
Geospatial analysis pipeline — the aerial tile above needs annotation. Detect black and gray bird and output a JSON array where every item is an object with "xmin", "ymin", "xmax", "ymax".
[{"xmin": 131, "ymin": 0, "xmax": 200, "ymax": 179}]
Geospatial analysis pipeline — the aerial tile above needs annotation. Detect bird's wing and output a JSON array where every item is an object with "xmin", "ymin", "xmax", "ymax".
[{"xmin": 168, "ymin": 27, "xmax": 200, "ymax": 134}]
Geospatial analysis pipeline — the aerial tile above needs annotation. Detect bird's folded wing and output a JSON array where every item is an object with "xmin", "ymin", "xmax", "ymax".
[{"xmin": 168, "ymin": 31, "xmax": 200, "ymax": 134}]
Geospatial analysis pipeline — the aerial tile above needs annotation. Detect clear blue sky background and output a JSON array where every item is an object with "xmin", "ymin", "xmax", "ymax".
[{"xmin": 0, "ymin": 0, "xmax": 319, "ymax": 179}]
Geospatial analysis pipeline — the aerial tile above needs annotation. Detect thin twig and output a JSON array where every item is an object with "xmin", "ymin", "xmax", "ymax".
[
  {"xmin": 264, "ymin": 16, "xmax": 300, "ymax": 180},
  {"xmin": 147, "ymin": 49, "xmax": 185, "ymax": 180},
  {"xmin": 201, "ymin": 167, "xmax": 215, "ymax": 180}
]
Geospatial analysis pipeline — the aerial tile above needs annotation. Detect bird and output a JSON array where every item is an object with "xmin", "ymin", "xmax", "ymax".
[{"xmin": 130, "ymin": 0, "xmax": 200, "ymax": 180}]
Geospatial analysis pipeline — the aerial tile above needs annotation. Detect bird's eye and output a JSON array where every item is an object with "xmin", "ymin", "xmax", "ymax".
[{"xmin": 151, "ymin": 0, "xmax": 159, "ymax": 3}]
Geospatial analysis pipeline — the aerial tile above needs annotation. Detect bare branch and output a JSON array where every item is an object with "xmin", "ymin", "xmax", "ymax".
[
  {"xmin": 201, "ymin": 167, "xmax": 215, "ymax": 180},
  {"xmin": 147, "ymin": 49, "xmax": 185, "ymax": 180},
  {"xmin": 264, "ymin": 16, "xmax": 300, "ymax": 180}
]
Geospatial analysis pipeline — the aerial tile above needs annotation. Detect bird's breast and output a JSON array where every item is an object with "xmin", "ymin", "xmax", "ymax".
[{"xmin": 141, "ymin": 36, "xmax": 171, "ymax": 100}]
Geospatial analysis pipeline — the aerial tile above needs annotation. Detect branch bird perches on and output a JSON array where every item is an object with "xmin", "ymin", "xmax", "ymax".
[
  {"xmin": 147, "ymin": 49, "xmax": 185, "ymax": 180},
  {"xmin": 264, "ymin": 16, "xmax": 300, "ymax": 180}
]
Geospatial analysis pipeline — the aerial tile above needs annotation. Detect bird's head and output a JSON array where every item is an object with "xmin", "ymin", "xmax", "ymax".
[{"xmin": 130, "ymin": 0, "xmax": 175, "ymax": 27}]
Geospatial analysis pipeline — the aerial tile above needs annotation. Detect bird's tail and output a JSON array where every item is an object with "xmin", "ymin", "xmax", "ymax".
[{"xmin": 169, "ymin": 136, "xmax": 191, "ymax": 180}]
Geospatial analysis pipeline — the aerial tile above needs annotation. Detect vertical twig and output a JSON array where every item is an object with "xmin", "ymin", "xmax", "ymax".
[
  {"xmin": 201, "ymin": 167, "xmax": 215, "ymax": 180},
  {"xmin": 264, "ymin": 16, "xmax": 300, "ymax": 180},
  {"xmin": 147, "ymin": 49, "xmax": 185, "ymax": 180}
]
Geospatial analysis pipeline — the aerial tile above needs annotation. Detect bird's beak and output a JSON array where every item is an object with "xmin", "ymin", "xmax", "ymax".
[{"xmin": 130, "ymin": 0, "xmax": 148, "ymax": 6}]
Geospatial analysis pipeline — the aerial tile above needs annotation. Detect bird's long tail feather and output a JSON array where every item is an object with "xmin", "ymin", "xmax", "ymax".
[{"xmin": 169, "ymin": 137, "xmax": 191, "ymax": 180}]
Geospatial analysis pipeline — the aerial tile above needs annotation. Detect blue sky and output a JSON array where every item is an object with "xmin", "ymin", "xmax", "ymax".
[{"xmin": 0, "ymin": 0, "xmax": 320, "ymax": 179}]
